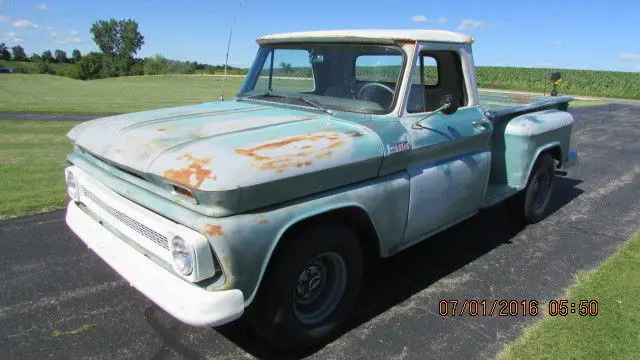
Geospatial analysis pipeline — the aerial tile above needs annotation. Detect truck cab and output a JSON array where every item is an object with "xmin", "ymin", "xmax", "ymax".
[{"xmin": 64, "ymin": 29, "xmax": 578, "ymax": 351}]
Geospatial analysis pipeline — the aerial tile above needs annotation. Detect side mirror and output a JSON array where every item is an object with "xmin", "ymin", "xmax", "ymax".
[
  {"xmin": 411, "ymin": 94, "xmax": 461, "ymax": 129},
  {"xmin": 440, "ymin": 94, "xmax": 459, "ymax": 115}
]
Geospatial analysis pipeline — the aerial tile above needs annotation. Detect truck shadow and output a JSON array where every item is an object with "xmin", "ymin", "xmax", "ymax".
[{"xmin": 214, "ymin": 176, "xmax": 583, "ymax": 359}]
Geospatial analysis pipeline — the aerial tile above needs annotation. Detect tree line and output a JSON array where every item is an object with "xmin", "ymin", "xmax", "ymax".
[
  {"xmin": 1, "ymin": 18, "xmax": 247, "ymax": 80},
  {"xmin": 0, "ymin": 43, "xmax": 81, "ymax": 63}
]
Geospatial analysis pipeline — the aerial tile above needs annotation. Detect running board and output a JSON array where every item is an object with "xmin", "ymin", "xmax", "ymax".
[{"xmin": 483, "ymin": 184, "xmax": 521, "ymax": 207}]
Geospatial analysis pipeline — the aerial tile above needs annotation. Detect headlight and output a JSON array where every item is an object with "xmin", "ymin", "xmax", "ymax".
[
  {"xmin": 170, "ymin": 236, "xmax": 193, "ymax": 276},
  {"xmin": 65, "ymin": 170, "xmax": 80, "ymax": 201}
]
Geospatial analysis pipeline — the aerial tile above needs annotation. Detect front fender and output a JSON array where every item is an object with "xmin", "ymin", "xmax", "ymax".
[{"xmin": 194, "ymin": 171, "xmax": 411, "ymax": 306}]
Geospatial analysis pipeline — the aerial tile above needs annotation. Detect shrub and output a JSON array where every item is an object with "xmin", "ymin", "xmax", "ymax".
[
  {"xmin": 59, "ymin": 66, "xmax": 79, "ymax": 79},
  {"xmin": 144, "ymin": 55, "xmax": 169, "ymax": 75},
  {"xmin": 10, "ymin": 64, "xmax": 30, "ymax": 74},
  {"xmin": 75, "ymin": 52, "xmax": 103, "ymax": 80},
  {"xmin": 36, "ymin": 61, "xmax": 57, "ymax": 75},
  {"xmin": 129, "ymin": 59, "xmax": 145, "ymax": 76}
]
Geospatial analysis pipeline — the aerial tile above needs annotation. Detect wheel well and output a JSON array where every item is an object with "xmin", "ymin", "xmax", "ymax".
[
  {"xmin": 276, "ymin": 207, "xmax": 381, "ymax": 264},
  {"xmin": 544, "ymin": 145, "xmax": 562, "ymax": 166},
  {"xmin": 248, "ymin": 207, "xmax": 381, "ymax": 306}
]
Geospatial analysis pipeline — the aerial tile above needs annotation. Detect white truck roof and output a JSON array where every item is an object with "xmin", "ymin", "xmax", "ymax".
[{"xmin": 257, "ymin": 29, "xmax": 474, "ymax": 45}]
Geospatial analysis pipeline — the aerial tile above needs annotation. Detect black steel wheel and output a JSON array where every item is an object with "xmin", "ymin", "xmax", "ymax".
[
  {"xmin": 507, "ymin": 153, "xmax": 555, "ymax": 224},
  {"xmin": 246, "ymin": 222, "xmax": 363, "ymax": 352}
]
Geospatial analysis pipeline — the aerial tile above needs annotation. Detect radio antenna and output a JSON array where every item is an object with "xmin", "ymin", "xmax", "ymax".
[{"xmin": 219, "ymin": 0, "xmax": 244, "ymax": 101}]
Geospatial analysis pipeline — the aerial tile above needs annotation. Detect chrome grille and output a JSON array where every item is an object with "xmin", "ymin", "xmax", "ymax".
[{"xmin": 82, "ymin": 188, "xmax": 169, "ymax": 250}]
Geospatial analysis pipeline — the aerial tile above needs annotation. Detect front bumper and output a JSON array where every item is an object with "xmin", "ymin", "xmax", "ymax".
[
  {"xmin": 66, "ymin": 200, "xmax": 244, "ymax": 327},
  {"xmin": 562, "ymin": 150, "xmax": 579, "ymax": 169}
]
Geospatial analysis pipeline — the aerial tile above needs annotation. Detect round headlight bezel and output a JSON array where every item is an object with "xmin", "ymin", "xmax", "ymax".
[
  {"xmin": 170, "ymin": 236, "xmax": 194, "ymax": 276},
  {"xmin": 66, "ymin": 171, "xmax": 80, "ymax": 201}
]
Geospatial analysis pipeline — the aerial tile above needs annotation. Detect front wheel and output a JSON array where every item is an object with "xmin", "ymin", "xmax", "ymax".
[
  {"xmin": 507, "ymin": 153, "xmax": 555, "ymax": 224},
  {"xmin": 246, "ymin": 223, "xmax": 363, "ymax": 352}
]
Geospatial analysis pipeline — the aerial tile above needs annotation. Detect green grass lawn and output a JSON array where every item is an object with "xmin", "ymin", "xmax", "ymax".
[
  {"xmin": 0, "ymin": 74, "xmax": 244, "ymax": 114},
  {"xmin": 497, "ymin": 233, "xmax": 640, "ymax": 360},
  {"xmin": 0, "ymin": 120, "xmax": 79, "ymax": 219}
]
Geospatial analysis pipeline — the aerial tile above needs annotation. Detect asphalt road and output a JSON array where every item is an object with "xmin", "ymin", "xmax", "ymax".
[{"xmin": 1, "ymin": 104, "xmax": 639, "ymax": 360}]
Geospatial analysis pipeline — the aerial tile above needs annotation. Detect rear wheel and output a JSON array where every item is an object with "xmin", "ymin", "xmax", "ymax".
[
  {"xmin": 507, "ymin": 153, "xmax": 555, "ymax": 224},
  {"xmin": 246, "ymin": 222, "xmax": 363, "ymax": 352}
]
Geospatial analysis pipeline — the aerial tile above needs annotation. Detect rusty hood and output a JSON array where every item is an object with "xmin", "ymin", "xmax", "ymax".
[{"xmin": 68, "ymin": 101, "xmax": 384, "ymax": 203}]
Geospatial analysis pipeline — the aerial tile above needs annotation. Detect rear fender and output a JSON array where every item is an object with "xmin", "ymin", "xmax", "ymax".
[{"xmin": 502, "ymin": 109, "xmax": 574, "ymax": 188}]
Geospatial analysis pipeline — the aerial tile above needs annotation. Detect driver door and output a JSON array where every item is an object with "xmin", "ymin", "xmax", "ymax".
[{"xmin": 401, "ymin": 48, "xmax": 493, "ymax": 243}]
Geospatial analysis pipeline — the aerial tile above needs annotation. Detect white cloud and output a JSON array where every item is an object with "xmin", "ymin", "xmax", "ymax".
[
  {"xmin": 458, "ymin": 19, "xmax": 485, "ymax": 30},
  {"xmin": 56, "ymin": 36, "xmax": 82, "ymax": 44},
  {"xmin": 36, "ymin": 3, "xmax": 48, "ymax": 10},
  {"xmin": 46, "ymin": 25, "xmax": 54, "ymax": 30},
  {"xmin": 552, "ymin": 40, "xmax": 563, "ymax": 46},
  {"xmin": 412, "ymin": 15, "xmax": 427, "ymax": 22},
  {"xmin": 0, "ymin": 15, "xmax": 10, "ymax": 23},
  {"xmin": 1, "ymin": 31, "xmax": 23, "ymax": 43},
  {"xmin": 438, "ymin": 17, "xmax": 448, "ymax": 24},
  {"xmin": 48, "ymin": 30, "xmax": 82, "ymax": 44},
  {"xmin": 12, "ymin": 19, "xmax": 39, "ymax": 29},
  {"xmin": 536, "ymin": 62, "xmax": 556, "ymax": 68},
  {"xmin": 619, "ymin": 53, "xmax": 640, "ymax": 61},
  {"xmin": 70, "ymin": 30, "xmax": 79, "ymax": 35}
]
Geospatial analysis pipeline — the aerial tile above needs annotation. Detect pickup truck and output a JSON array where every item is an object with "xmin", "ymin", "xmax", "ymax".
[{"xmin": 64, "ymin": 29, "xmax": 578, "ymax": 351}]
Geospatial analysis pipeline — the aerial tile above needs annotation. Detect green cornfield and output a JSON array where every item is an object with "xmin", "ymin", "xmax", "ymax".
[
  {"xmin": 476, "ymin": 66, "xmax": 640, "ymax": 100},
  {"xmin": 282, "ymin": 65, "xmax": 640, "ymax": 100}
]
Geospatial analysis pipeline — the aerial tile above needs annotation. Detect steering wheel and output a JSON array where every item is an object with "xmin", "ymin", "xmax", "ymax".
[{"xmin": 357, "ymin": 82, "xmax": 395, "ymax": 100}]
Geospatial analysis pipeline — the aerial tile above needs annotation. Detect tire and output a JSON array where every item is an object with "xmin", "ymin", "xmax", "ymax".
[
  {"xmin": 246, "ymin": 222, "xmax": 363, "ymax": 352},
  {"xmin": 507, "ymin": 153, "xmax": 555, "ymax": 224}
]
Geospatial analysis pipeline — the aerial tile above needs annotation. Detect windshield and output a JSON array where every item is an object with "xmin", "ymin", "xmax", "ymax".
[{"xmin": 238, "ymin": 44, "xmax": 406, "ymax": 114}]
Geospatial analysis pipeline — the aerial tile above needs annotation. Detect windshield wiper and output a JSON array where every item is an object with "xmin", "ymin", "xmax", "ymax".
[
  {"xmin": 296, "ymin": 97, "xmax": 333, "ymax": 115},
  {"xmin": 238, "ymin": 92, "xmax": 284, "ymax": 100},
  {"xmin": 240, "ymin": 93, "xmax": 333, "ymax": 115},
  {"xmin": 253, "ymin": 91, "xmax": 284, "ymax": 98}
]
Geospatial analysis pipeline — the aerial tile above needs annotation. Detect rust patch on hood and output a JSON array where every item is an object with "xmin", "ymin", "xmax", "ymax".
[
  {"xmin": 235, "ymin": 133, "xmax": 346, "ymax": 174},
  {"xmin": 345, "ymin": 130, "xmax": 363, "ymax": 137},
  {"xmin": 163, "ymin": 154, "xmax": 216, "ymax": 189},
  {"xmin": 204, "ymin": 224, "xmax": 224, "ymax": 237},
  {"xmin": 258, "ymin": 219, "xmax": 268, "ymax": 224},
  {"xmin": 157, "ymin": 128, "xmax": 167, "ymax": 132}
]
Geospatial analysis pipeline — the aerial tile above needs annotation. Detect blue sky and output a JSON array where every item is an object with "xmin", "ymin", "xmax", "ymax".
[{"xmin": 1, "ymin": 0, "xmax": 639, "ymax": 72}]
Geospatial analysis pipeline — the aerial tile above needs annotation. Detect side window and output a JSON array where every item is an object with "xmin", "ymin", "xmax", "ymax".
[
  {"xmin": 409, "ymin": 55, "xmax": 439, "ymax": 87},
  {"xmin": 254, "ymin": 49, "xmax": 315, "ymax": 93},
  {"xmin": 407, "ymin": 50, "xmax": 467, "ymax": 113},
  {"xmin": 355, "ymin": 55, "xmax": 403, "ymax": 83}
]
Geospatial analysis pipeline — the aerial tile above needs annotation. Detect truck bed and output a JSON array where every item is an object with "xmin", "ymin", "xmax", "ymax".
[{"xmin": 478, "ymin": 90, "xmax": 573, "ymax": 122}]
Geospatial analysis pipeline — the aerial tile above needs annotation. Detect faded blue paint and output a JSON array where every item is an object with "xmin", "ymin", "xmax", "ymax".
[{"xmin": 65, "ymin": 34, "xmax": 579, "ymax": 312}]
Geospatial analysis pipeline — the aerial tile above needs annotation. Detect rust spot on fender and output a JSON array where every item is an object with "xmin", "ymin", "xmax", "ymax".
[
  {"xmin": 234, "ymin": 133, "xmax": 346, "ymax": 173},
  {"xmin": 163, "ymin": 154, "xmax": 216, "ymax": 189},
  {"xmin": 204, "ymin": 224, "xmax": 224, "ymax": 237},
  {"xmin": 345, "ymin": 130, "xmax": 363, "ymax": 137},
  {"xmin": 157, "ymin": 128, "xmax": 166, "ymax": 132},
  {"xmin": 258, "ymin": 219, "xmax": 268, "ymax": 224}
]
